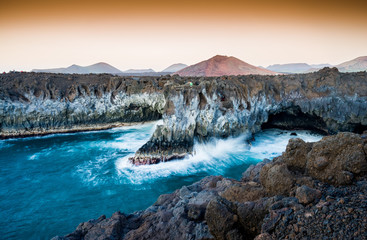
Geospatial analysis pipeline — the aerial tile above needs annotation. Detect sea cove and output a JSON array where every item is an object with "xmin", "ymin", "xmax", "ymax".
[{"xmin": 0, "ymin": 123, "xmax": 321, "ymax": 239}]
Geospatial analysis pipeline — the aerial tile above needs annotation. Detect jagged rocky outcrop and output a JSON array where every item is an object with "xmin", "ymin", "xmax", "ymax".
[
  {"xmin": 53, "ymin": 131, "xmax": 367, "ymax": 240},
  {"xmin": 1, "ymin": 68, "xmax": 367, "ymax": 161},
  {"xmin": 0, "ymin": 72, "xmax": 166, "ymax": 138},
  {"xmin": 130, "ymin": 68, "xmax": 367, "ymax": 165}
]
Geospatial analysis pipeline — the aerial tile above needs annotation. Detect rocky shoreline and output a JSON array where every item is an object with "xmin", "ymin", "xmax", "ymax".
[
  {"xmin": 2, "ymin": 70, "xmax": 366, "ymax": 239},
  {"xmin": 0, "ymin": 121, "xmax": 157, "ymax": 139},
  {"xmin": 130, "ymin": 68, "xmax": 367, "ymax": 165},
  {"xmin": 0, "ymin": 72, "xmax": 166, "ymax": 139},
  {"xmin": 53, "ymin": 131, "xmax": 367, "ymax": 240},
  {"xmin": 2, "ymin": 69, "xmax": 367, "ymax": 163}
]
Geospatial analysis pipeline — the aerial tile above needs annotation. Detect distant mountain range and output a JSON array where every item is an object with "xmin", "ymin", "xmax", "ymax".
[
  {"xmin": 32, "ymin": 62, "xmax": 123, "ymax": 74},
  {"xmin": 31, "ymin": 56, "xmax": 367, "ymax": 76},
  {"xmin": 266, "ymin": 63, "xmax": 333, "ymax": 74},
  {"xmin": 123, "ymin": 69, "xmax": 155, "ymax": 74},
  {"xmin": 161, "ymin": 63, "xmax": 188, "ymax": 72},
  {"xmin": 175, "ymin": 55, "xmax": 276, "ymax": 76},
  {"xmin": 336, "ymin": 56, "xmax": 367, "ymax": 72},
  {"xmin": 32, "ymin": 62, "xmax": 187, "ymax": 75},
  {"xmin": 266, "ymin": 56, "xmax": 367, "ymax": 74}
]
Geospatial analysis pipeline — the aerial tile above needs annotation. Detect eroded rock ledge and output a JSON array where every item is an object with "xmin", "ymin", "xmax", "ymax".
[
  {"xmin": 1, "ymin": 69, "xmax": 367, "ymax": 160},
  {"xmin": 53, "ymin": 131, "xmax": 367, "ymax": 240},
  {"xmin": 0, "ymin": 72, "xmax": 166, "ymax": 138},
  {"xmin": 130, "ymin": 68, "xmax": 367, "ymax": 165}
]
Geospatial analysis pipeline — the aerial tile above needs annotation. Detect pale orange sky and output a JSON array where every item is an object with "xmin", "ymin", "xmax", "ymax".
[{"xmin": 1, "ymin": 0, "xmax": 366, "ymax": 72}]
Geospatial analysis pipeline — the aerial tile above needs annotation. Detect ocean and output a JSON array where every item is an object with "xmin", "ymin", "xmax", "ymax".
[{"xmin": 0, "ymin": 121, "xmax": 322, "ymax": 239}]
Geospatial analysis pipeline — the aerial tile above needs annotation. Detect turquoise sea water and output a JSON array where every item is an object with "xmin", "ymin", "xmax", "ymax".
[{"xmin": 0, "ymin": 122, "xmax": 322, "ymax": 239}]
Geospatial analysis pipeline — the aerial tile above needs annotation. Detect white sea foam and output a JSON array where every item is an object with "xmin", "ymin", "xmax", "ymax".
[
  {"xmin": 28, "ymin": 154, "xmax": 39, "ymax": 160},
  {"xmin": 116, "ymin": 134, "xmax": 250, "ymax": 185},
  {"xmin": 74, "ymin": 125, "xmax": 323, "ymax": 187},
  {"xmin": 74, "ymin": 121, "xmax": 161, "ymax": 186},
  {"xmin": 75, "ymin": 157, "xmax": 112, "ymax": 186},
  {"xmin": 0, "ymin": 141, "xmax": 13, "ymax": 149},
  {"xmin": 28, "ymin": 148, "xmax": 53, "ymax": 161},
  {"xmin": 115, "ymin": 129, "xmax": 323, "ymax": 185},
  {"xmin": 249, "ymin": 129, "xmax": 322, "ymax": 159}
]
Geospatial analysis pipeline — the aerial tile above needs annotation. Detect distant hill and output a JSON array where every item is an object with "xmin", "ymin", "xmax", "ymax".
[
  {"xmin": 175, "ymin": 55, "xmax": 277, "ymax": 77},
  {"xmin": 266, "ymin": 63, "xmax": 312, "ymax": 74},
  {"xmin": 123, "ymin": 69, "xmax": 155, "ymax": 74},
  {"xmin": 310, "ymin": 64, "xmax": 333, "ymax": 69},
  {"xmin": 336, "ymin": 56, "xmax": 367, "ymax": 72},
  {"xmin": 161, "ymin": 63, "xmax": 188, "ymax": 73},
  {"xmin": 266, "ymin": 63, "xmax": 334, "ymax": 74},
  {"xmin": 32, "ymin": 62, "xmax": 123, "ymax": 74}
]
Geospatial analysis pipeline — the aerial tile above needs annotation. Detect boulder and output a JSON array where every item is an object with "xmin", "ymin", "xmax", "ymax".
[
  {"xmin": 260, "ymin": 162, "xmax": 295, "ymax": 196},
  {"xmin": 306, "ymin": 132, "xmax": 367, "ymax": 185},
  {"xmin": 220, "ymin": 181, "xmax": 266, "ymax": 203},
  {"xmin": 282, "ymin": 138, "xmax": 313, "ymax": 172},
  {"xmin": 237, "ymin": 198, "xmax": 276, "ymax": 238},
  {"xmin": 205, "ymin": 197, "xmax": 238, "ymax": 240},
  {"xmin": 295, "ymin": 185, "xmax": 322, "ymax": 204},
  {"xmin": 242, "ymin": 159, "xmax": 271, "ymax": 183},
  {"xmin": 254, "ymin": 233, "xmax": 272, "ymax": 240}
]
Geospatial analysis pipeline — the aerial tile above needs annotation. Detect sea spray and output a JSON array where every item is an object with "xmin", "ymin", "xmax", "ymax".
[
  {"xmin": 0, "ymin": 123, "xmax": 322, "ymax": 239},
  {"xmin": 115, "ymin": 129, "xmax": 322, "ymax": 185},
  {"xmin": 116, "ymin": 134, "xmax": 251, "ymax": 184}
]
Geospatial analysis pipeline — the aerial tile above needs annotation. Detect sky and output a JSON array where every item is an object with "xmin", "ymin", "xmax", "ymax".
[{"xmin": 1, "ymin": 0, "xmax": 367, "ymax": 72}]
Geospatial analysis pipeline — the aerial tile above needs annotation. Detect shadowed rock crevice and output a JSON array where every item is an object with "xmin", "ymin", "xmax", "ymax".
[
  {"xmin": 198, "ymin": 92, "xmax": 207, "ymax": 110},
  {"xmin": 352, "ymin": 123, "xmax": 367, "ymax": 134},
  {"xmin": 261, "ymin": 106, "xmax": 329, "ymax": 135}
]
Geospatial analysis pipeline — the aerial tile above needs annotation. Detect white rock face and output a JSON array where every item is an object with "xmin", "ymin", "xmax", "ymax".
[
  {"xmin": 0, "ymin": 91, "xmax": 165, "ymax": 137},
  {"xmin": 132, "ymin": 70, "xmax": 367, "ymax": 164}
]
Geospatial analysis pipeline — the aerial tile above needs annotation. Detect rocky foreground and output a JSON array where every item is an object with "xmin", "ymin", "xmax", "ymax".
[{"xmin": 53, "ymin": 131, "xmax": 367, "ymax": 240}]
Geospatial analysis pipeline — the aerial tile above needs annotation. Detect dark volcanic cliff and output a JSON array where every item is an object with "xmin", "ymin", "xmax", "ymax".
[
  {"xmin": 0, "ymin": 72, "xmax": 166, "ymax": 138},
  {"xmin": 130, "ymin": 68, "xmax": 367, "ymax": 165},
  {"xmin": 1, "ymin": 69, "xmax": 367, "ymax": 162}
]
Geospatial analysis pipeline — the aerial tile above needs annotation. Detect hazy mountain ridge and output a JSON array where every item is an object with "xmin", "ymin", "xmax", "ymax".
[
  {"xmin": 161, "ymin": 63, "xmax": 188, "ymax": 72},
  {"xmin": 265, "ymin": 56, "xmax": 367, "ymax": 74},
  {"xmin": 266, "ymin": 63, "xmax": 334, "ymax": 74},
  {"xmin": 30, "ymin": 56, "xmax": 367, "ymax": 76},
  {"xmin": 123, "ymin": 69, "xmax": 155, "ymax": 73},
  {"xmin": 336, "ymin": 56, "xmax": 367, "ymax": 72},
  {"xmin": 32, "ymin": 62, "xmax": 123, "ymax": 74},
  {"xmin": 266, "ymin": 63, "xmax": 312, "ymax": 74}
]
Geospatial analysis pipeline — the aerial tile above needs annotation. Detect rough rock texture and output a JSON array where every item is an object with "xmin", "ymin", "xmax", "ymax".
[
  {"xmin": 2, "ymin": 69, "xmax": 367, "ymax": 163},
  {"xmin": 295, "ymin": 185, "xmax": 322, "ymax": 204},
  {"xmin": 306, "ymin": 132, "xmax": 367, "ymax": 185},
  {"xmin": 54, "ymin": 132, "xmax": 367, "ymax": 240},
  {"xmin": 131, "ymin": 67, "xmax": 367, "ymax": 165},
  {"xmin": 0, "ymin": 72, "xmax": 166, "ymax": 138}
]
